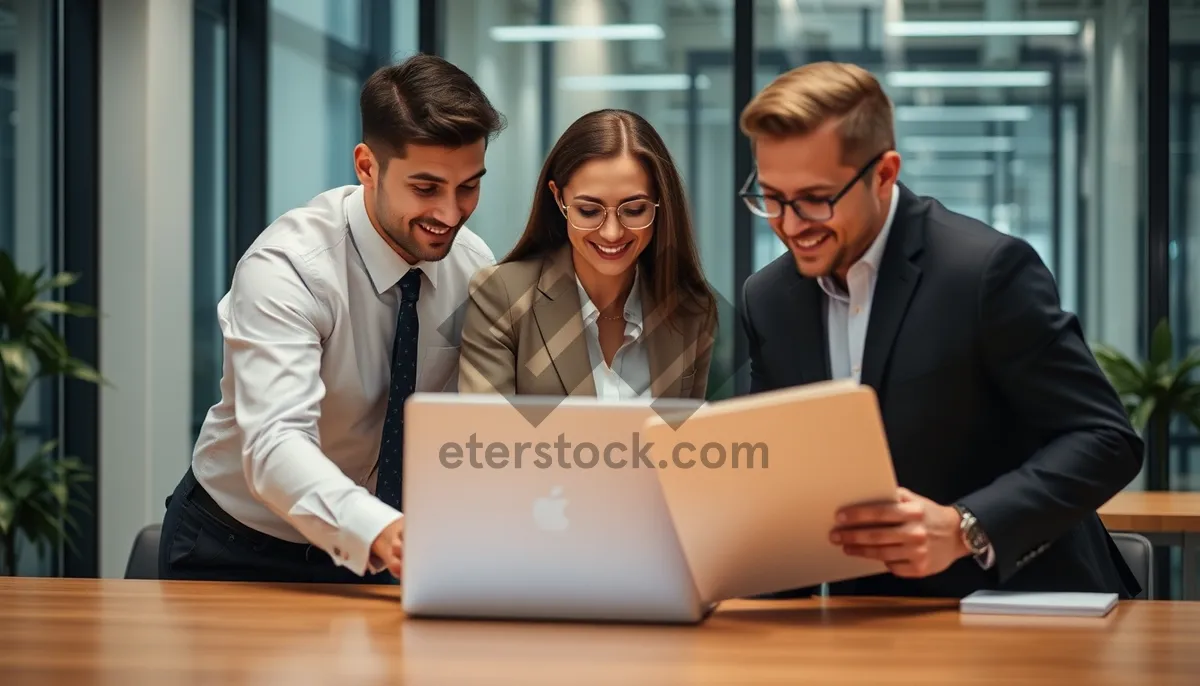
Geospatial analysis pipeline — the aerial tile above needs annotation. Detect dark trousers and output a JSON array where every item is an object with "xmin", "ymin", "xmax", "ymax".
[{"xmin": 158, "ymin": 468, "xmax": 396, "ymax": 585}]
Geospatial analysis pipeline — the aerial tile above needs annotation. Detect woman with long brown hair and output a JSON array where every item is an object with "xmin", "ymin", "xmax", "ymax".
[{"xmin": 458, "ymin": 108, "xmax": 717, "ymax": 400}]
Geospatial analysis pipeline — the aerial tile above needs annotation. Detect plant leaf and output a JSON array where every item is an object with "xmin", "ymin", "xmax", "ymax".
[
  {"xmin": 12, "ymin": 440, "xmax": 59, "ymax": 486},
  {"xmin": 26, "ymin": 318, "xmax": 69, "ymax": 359},
  {"xmin": 0, "ymin": 341, "xmax": 34, "ymax": 419},
  {"xmin": 0, "ymin": 341, "xmax": 35, "ymax": 379},
  {"xmin": 31, "ymin": 439, "xmax": 60, "ymax": 462},
  {"xmin": 26, "ymin": 301, "xmax": 98, "ymax": 318},
  {"xmin": 0, "ymin": 250, "xmax": 97, "ymax": 561},
  {"xmin": 8, "ymin": 471, "xmax": 37, "ymax": 502},
  {"xmin": 1149, "ymin": 318, "xmax": 1173, "ymax": 368},
  {"xmin": 0, "ymin": 493, "xmax": 13, "ymax": 535},
  {"xmin": 1093, "ymin": 344, "xmax": 1147, "ymax": 395},
  {"xmin": 1130, "ymin": 396, "xmax": 1158, "ymax": 434},
  {"xmin": 47, "ymin": 481, "xmax": 68, "ymax": 508},
  {"xmin": 61, "ymin": 358, "xmax": 106, "ymax": 386},
  {"xmin": 10, "ymin": 271, "xmax": 41, "ymax": 320},
  {"xmin": 25, "ymin": 499, "xmax": 66, "ymax": 543},
  {"xmin": 1167, "ymin": 348, "xmax": 1200, "ymax": 395},
  {"xmin": 38, "ymin": 271, "xmax": 80, "ymax": 292},
  {"xmin": 0, "ymin": 434, "xmax": 17, "ymax": 480},
  {"xmin": 0, "ymin": 251, "xmax": 20, "ymax": 302}
]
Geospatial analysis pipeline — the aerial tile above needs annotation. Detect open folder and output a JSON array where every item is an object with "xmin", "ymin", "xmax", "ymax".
[{"xmin": 642, "ymin": 379, "xmax": 899, "ymax": 602}]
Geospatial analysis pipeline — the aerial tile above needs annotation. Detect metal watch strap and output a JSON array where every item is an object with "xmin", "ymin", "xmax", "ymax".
[{"xmin": 955, "ymin": 504, "xmax": 990, "ymax": 557}]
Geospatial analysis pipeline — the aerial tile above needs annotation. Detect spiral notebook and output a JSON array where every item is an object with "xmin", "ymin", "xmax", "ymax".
[{"xmin": 960, "ymin": 590, "xmax": 1119, "ymax": 617}]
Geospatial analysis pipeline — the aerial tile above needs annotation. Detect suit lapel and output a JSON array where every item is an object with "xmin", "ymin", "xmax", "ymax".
[
  {"xmin": 860, "ymin": 185, "xmax": 925, "ymax": 393},
  {"xmin": 531, "ymin": 245, "xmax": 597, "ymax": 396},
  {"xmin": 790, "ymin": 277, "xmax": 832, "ymax": 386}
]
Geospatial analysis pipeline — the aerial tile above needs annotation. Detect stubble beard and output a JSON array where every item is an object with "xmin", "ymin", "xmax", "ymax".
[{"xmin": 376, "ymin": 198, "xmax": 458, "ymax": 264}]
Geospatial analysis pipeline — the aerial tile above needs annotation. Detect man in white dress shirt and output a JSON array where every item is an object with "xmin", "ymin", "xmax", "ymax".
[{"xmin": 158, "ymin": 54, "xmax": 505, "ymax": 584}]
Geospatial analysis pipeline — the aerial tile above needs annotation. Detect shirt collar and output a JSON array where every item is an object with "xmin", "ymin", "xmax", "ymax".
[
  {"xmin": 576, "ymin": 267, "xmax": 644, "ymax": 335},
  {"xmin": 817, "ymin": 184, "xmax": 899, "ymax": 299},
  {"xmin": 346, "ymin": 185, "xmax": 439, "ymax": 295}
]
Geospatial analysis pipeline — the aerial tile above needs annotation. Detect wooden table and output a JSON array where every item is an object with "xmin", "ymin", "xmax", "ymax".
[
  {"xmin": 2, "ymin": 578, "xmax": 1199, "ymax": 685},
  {"xmin": 1100, "ymin": 490, "xmax": 1200, "ymax": 599}
]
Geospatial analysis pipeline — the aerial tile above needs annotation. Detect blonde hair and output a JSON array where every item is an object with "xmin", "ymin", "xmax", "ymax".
[{"xmin": 739, "ymin": 61, "xmax": 894, "ymax": 167}]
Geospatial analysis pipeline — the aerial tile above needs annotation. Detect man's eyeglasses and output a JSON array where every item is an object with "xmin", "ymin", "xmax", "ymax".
[
  {"xmin": 738, "ymin": 151, "xmax": 887, "ymax": 222},
  {"xmin": 560, "ymin": 198, "xmax": 659, "ymax": 231}
]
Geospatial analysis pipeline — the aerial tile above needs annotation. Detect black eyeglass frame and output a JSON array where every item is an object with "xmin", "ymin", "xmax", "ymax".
[{"xmin": 738, "ymin": 150, "xmax": 889, "ymax": 222}]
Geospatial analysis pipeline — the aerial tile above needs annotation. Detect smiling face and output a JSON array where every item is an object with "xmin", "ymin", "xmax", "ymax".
[
  {"xmin": 549, "ymin": 153, "xmax": 656, "ymax": 283},
  {"xmin": 354, "ymin": 139, "xmax": 487, "ymax": 264},
  {"xmin": 752, "ymin": 122, "xmax": 899, "ymax": 284}
]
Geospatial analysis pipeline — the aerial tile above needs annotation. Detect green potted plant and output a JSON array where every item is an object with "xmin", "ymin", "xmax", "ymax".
[
  {"xmin": 0, "ymin": 250, "xmax": 103, "ymax": 576},
  {"xmin": 1092, "ymin": 318, "xmax": 1200, "ymax": 491}
]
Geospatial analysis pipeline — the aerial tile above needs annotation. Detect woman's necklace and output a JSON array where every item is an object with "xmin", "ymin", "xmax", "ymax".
[{"xmin": 589, "ymin": 280, "xmax": 631, "ymax": 322}]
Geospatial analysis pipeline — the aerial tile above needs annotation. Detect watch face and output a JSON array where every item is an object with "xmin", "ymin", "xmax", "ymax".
[
  {"xmin": 966, "ymin": 525, "xmax": 988, "ymax": 554},
  {"xmin": 969, "ymin": 531, "xmax": 987, "ymax": 554},
  {"xmin": 957, "ymin": 508, "xmax": 987, "ymax": 554}
]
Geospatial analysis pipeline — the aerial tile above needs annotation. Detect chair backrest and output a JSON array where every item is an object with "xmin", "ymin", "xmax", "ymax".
[
  {"xmin": 1111, "ymin": 531, "xmax": 1154, "ymax": 599},
  {"xmin": 124, "ymin": 523, "xmax": 162, "ymax": 579}
]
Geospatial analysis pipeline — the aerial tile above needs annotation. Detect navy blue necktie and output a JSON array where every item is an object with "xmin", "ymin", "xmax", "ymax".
[{"xmin": 376, "ymin": 269, "xmax": 421, "ymax": 512}]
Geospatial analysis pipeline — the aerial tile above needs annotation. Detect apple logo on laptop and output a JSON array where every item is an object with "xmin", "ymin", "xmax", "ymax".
[{"xmin": 533, "ymin": 486, "xmax": 568, "ymax": 532}]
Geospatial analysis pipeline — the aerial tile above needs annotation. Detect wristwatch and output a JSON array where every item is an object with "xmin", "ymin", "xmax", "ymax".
[{"xmin": 954, "ymin": 504, "xmax": 991, "ymax": 559}]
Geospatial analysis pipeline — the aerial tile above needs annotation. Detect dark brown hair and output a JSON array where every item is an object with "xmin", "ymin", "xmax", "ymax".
[
  {"xmin": 504, "ymin": 109, "xmax": 715, "ymax": 329},
  {"xmin": 360, "ymin": 53, "xmax": 507, "ymax": 163}
]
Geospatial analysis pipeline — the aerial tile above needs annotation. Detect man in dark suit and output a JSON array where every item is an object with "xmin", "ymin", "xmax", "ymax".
[{"xmin": 736, "ymin": 61, "xmax": 1144, "ymax": 599}]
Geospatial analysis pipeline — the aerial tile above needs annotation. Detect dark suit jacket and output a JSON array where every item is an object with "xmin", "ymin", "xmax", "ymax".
[{"xmin": 740, "ymin": 183, "xmax": 1144, "ymax": 599}]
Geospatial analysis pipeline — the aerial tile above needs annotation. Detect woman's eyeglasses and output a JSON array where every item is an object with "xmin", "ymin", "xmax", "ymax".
[{"xmin": 560, "ymin": 198, "xmax": 658, "ymax": 231}]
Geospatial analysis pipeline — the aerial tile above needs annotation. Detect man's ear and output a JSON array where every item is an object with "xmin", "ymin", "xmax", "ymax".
[
  {"xmin": 878, "ymin": 150, "xmax": 901, "ymax": 188},
  {"xmin": 354, "ymin": 143, "xmax": 378, "ymax": 188}
]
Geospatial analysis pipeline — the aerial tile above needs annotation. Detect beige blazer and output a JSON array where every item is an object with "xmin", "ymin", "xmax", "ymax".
[{"xmin": 458, "ymin": 244, "xmax": 716, "ymax": 399}]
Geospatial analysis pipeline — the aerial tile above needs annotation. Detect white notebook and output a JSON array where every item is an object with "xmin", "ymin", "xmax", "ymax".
[{"xmin": 960, "ymin": 590, "xmax": 1119, "ymax": 617}]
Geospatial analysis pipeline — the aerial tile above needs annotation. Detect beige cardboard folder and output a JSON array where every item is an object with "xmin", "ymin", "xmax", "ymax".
[{"xmin": 643, "ymin": 379, "xmax": 899, "ymax": 602}]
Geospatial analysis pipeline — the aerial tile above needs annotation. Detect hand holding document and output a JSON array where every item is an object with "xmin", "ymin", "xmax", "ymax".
[
  {"xmin": 642, "ymin": 379, "xmax": 901, "ymax": 602},
  {"xmin": 831, "ymin": 486, "xmax": 972, "ymax": 580}
]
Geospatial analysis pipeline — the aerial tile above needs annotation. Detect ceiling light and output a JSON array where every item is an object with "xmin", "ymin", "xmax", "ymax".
[
  {"xmin": 558, "ymin": 74, "xmax": 710, "ymax": 92},
  {"xmin": 903, "ymin": 136, "xmax": 1015, "ymax": 153},
  {"xmin": 896, "ymin": 105, "xmax": 1034, "ymax": 122},
  {"xmin": 885, "ymin": 21, "xmax": 1080, "ymax": 37},
  {"xmin": 490, "ymin": 24, "xmax": 665, "ymax": 42},
  {"xmin": 901, "ymin": 159, "xmax": 997, "ymax": 177},
  {"xmin": 887, "ymin": 71, "xmax": 1051, "ymax": 88}
]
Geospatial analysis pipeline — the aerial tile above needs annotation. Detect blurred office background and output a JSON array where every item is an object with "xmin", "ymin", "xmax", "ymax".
[{"xmin": 0, "ymin": 0, "xmax": 1195, "ymax": 587}]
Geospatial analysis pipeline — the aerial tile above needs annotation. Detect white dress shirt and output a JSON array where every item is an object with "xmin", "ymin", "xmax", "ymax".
[
  {"xmin": 191, "ymin": 184, "xmax": 495, "ymax": 576},
  {"xmin": 575, "ymin": 270, "xmax": 652, "ymax": 399},
  {"xmin": 818, "ymin": 186, "xmax": 994, "ymax": 569},
  {"xmin": 818, "ymin": 187, "xmax": 897, "ymax": 382}
]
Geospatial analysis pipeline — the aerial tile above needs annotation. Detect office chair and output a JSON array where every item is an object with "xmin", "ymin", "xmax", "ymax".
[
  {"xmin": 1111, "ymin": 531, "xmax": 1154, "ymax": 599},
  {"xmin": 124, "ymin": 523, "xmax": 162, "ymax": 579}
]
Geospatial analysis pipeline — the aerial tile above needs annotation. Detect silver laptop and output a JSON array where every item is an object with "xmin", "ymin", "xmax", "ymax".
[{"xmin": 400, "ymin": 393, "xmax": 716, "ymax": 624}]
